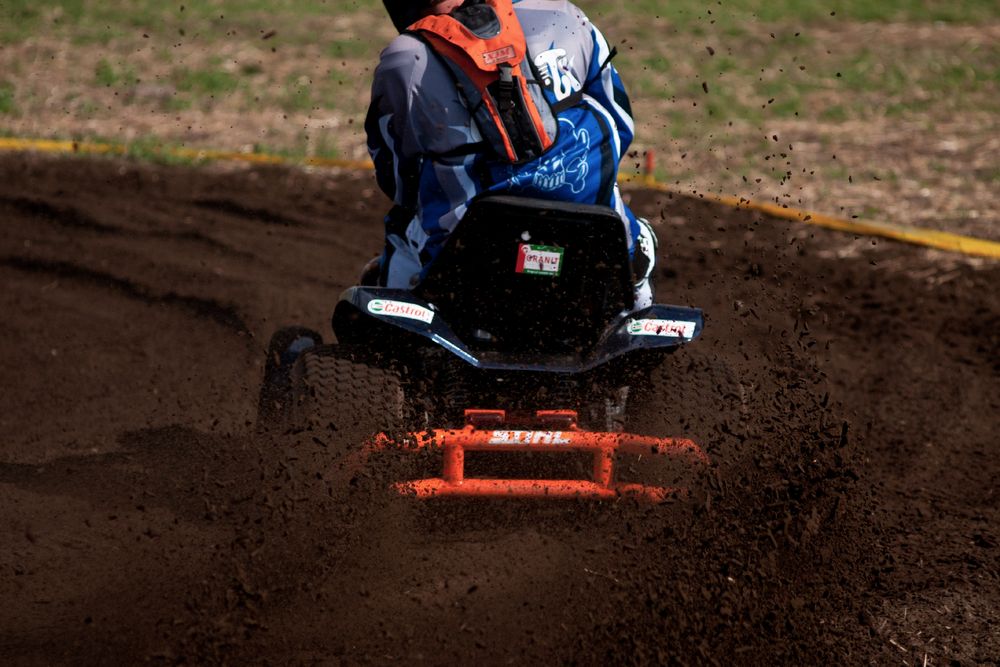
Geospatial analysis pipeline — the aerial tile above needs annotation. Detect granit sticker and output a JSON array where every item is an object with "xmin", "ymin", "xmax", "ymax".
[
  {"xmin": 516, "ymin": 244, "xmax": 563, "ymax": 276},
  {"xmin": 627, "ymin": 318, "xmax": 697, "ymax": 338},
  {"xmin": 367, "ymin": 299, "xmax": 434, "ymax": 324}
]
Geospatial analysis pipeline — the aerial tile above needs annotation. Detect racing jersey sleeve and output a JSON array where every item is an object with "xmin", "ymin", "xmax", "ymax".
[
  {"xmin": 580, "ymin": 17, "xmax": 635, "ymax": 157},
  {"xmin": 365, "ymin": 38, "xmax": 426, "ymax": 210}
]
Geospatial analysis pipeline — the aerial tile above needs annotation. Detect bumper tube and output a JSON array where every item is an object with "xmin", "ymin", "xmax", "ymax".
[{"xmin": 369, "ymin": 409, "xmax": 709, "ymax": 502}]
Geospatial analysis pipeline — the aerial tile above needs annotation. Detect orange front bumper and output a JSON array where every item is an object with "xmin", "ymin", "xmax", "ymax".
[{"xmin": 370, "ymin": 409, "xmax": 709, "ymax": 502}]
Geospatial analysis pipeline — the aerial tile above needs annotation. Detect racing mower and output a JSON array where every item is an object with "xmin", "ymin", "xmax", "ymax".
[{"xmin": 258, "ymin": 195, "xmax": 708, "ymax": 501}]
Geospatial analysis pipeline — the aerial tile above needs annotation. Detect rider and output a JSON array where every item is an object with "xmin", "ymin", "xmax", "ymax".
[{"xmin": 367, "ymin": 0, "xmax": 657, "ymax": 307}]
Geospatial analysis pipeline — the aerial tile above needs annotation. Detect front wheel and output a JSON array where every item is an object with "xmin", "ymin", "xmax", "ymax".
[
  {"xmin": 257, "ymin": 326, "xmax": 323, "ymax": 431},
  {"xmin": 287, "ymin": 345, "xmax": 404, "ymax": 445}
]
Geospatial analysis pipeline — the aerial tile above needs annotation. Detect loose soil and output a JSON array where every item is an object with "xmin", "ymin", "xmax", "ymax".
[{"xmin": 0, "ymin": 153, "xmax": 996, "ymax": 664}]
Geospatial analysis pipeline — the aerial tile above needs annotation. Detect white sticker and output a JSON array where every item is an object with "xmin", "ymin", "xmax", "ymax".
[
  {"xmin": 488, "ymin": 430, "xmax": 572, "ymax": 445},
  {"xmin": 367, "ymin": 299, "xmax": 434, "ymax": 324},
  {"xmin": 627, "ymin": 318, "xmax": 697, "ymax": 339},
  {"xmin": 482, "ymin": 45, "xmax": 516, "ymax": 66},
  {"xmin": 516, "ymin": 244, "xmax": 563, "ymax": 276}
]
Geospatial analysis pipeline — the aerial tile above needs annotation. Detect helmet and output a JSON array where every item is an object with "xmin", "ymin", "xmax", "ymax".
[{"xmin": 383, "ymin": 0, "xmax": 436, "ymax": 33}]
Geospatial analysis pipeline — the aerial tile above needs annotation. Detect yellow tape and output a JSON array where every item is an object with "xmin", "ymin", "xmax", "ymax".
[
  {"xmin": 2, "ymin": 136, "xmax": 997, "ymax": 259},
  {"xmin": 620, "ymin": 173, "xmax": 1000, "ymax": 259},
  {"xmin": 0, "ymin": 137, "xmax": 128, "ymax": 156},
  {"xmin": 0, "ymin": 136, "xmax": 375, "ymax": 171}
]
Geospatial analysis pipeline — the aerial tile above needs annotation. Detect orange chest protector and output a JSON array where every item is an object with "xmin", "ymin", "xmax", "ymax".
[{"xmin": 408, "ymin": 0, "xmax": 556, "ymax": 163}]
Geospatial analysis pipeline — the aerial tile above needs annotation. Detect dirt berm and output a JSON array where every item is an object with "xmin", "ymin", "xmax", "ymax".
[{"xmin": 0, "ymin": 153, "xmax": 996, "ymax": 664}]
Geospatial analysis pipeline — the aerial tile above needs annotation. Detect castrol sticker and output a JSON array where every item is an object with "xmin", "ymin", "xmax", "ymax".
[
  {"xmin": 516, "ymin": 244, "xmax": 563, "ymax": 276},
  {"xmin": 367, "ymin": 299, "xmax": 434, "ymax": 324},
  {"xmin": 627, "ymin": 318, "xmax": 697, "ymax": 339},
  {"xmin": 489, "ymin": 431, "xmax": 572, "ymax": 445},
  {"xmin": 482, "ymin": 45, "xmax": 516, "ymax": 66}
]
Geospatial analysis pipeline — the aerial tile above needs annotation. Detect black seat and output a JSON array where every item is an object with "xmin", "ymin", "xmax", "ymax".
[{"xmin": 416, "ymin": 195, "xmax": 633, "ymax": 354}]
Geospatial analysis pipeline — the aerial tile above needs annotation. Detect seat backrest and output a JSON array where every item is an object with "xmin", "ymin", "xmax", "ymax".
[{"xmin": 416, "ymin": 195, "xmax": 633, "ymax": 354}]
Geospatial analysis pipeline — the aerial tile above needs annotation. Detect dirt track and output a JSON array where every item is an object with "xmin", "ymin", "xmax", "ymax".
[{"xmin": 0, "ymin": 153, "xmax": 997, "ymax": 664}]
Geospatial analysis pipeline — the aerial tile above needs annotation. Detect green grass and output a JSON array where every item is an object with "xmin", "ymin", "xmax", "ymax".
[
  {"xmin": 9, "ymin": 130, "xmax": 340, "ymax": 167},
  {"xmin": 623, "ymin": 20, "xmax": 1000, "ymax": 138},
  {"xmin": 122, "ymin": 136, "xmax": 201, "ymax": 165},
  {"xmin": 0, "ymin": 81, "xmax": 16, "ymax": 115},
  {"xmin": 0, "ymin": 0, "xmax": 383, "ymax": 45},
  {"xmin": 94, "ymin": 59, "xmax": 137, "ymax": 88},
  {"xmin": 587, "ymin": 0, "xmax": 1000, "ymax": 27},
  {"xmin": 113, "ymin": 134, "xmax": 341, "ymax": 165},
  {"xmin": 173, "ymin": 67, "xmax": 240, "ymax": 96},
  {"xmin": 327, "ymin": 38, "xmax": 371, "ymax": 60},
  {"xmin": 75, "ymin": 99, "xmax": 100, "ymax": 118},
  {"xmin": 819, "ymin": 104, "xmax": 849, "ymax": 122},
  {"xmin": 162, "ymin": 96, "xmax": 193, "ymax": 112},
  {"xmin": 94, "ymin": 59, "xmax": 117, "ymax": 87},
  {"xmin": 281, "ymin": 74, "xmax": 315, "ymax": 112},
  {"xmin": 253, "ymin": 135, "xmax": 341, "ymax": 161}
]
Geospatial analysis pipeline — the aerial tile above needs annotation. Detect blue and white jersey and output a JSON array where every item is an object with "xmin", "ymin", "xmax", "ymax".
[{"xmin": 366, "ymin": 0, "xmax": 639, "ymax": 288}]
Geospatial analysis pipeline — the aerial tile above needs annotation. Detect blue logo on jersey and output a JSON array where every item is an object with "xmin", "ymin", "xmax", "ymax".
[{"xmin": 531, "ymin": 126, "xmax": 590, "ymax": 194}]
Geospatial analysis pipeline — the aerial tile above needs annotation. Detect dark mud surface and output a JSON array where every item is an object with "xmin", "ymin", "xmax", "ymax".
[{"xmin": 0, "ymin": 153, "xmax": 996, "ymax": 665}]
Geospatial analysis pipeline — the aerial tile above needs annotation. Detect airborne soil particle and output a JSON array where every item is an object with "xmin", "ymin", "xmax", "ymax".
[{"xmin": 0, "ymin": 154, "xmax": 996, "ymax": 664}]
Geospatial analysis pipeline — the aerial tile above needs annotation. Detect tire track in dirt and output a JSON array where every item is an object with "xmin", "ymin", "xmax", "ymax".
[
  {"xmin": 1, "ymin": 255, "xmax": 249, "ymax": 333},
  {"xmin": 0, "ymin": 192, "xmax": 272, "ymax": 262},
  {"xmin": 0, "ymin": 195, "xmax": 123, "ymax": 235},
  {"xmin": 193, "ymin": 198, "xmax": 306, "ymax": 228}
]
